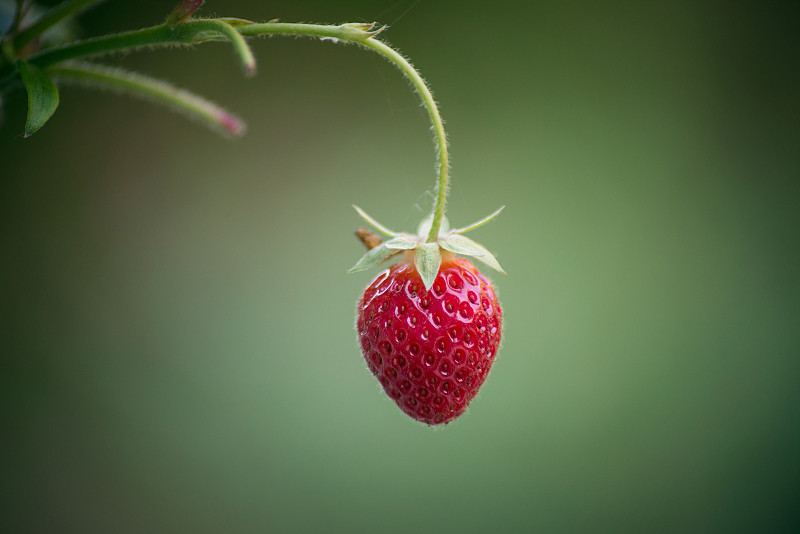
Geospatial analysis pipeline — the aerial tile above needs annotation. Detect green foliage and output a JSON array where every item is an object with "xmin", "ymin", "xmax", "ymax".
[
  {"xmin": 0, "ymin": 1, "xmax": 393, "ymax": 138},
  {"xmin": 2, "ymin": 0, "xmax": 502, "ymax": 286},
  {"xmin": 17, "ymin": 59, "xmax": 58, "ymax": 136}
]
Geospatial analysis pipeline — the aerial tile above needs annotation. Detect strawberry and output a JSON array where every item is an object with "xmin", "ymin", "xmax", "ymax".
[{"xmin": 350, "ymin": 206, "xmax": 505, "ymax": 425}]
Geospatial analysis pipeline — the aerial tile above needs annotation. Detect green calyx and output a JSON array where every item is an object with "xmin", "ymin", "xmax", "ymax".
[{"xmin": 348, "ymin": 205, "xmax": 506, "ymax": 290}]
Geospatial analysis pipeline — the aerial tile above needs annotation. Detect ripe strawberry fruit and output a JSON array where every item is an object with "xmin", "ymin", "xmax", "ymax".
[
  {"xmin": 357, "ymin": 256, "xmax": 502, "ymax": 425},
  {"xmin": 350, "ymin": 206, "xmax": 505, "ymax": 425}
]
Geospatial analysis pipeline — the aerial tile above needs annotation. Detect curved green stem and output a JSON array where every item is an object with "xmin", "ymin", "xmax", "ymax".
[
  {"xmin": 356, "ymin": 39, "xmax": 449, "ymax": 243},
  {"xmin": 21, "ymin": 20, "xmax": 253, "ymax": 71},
  {"xmin": 15, "ymin": 25, "xmax": 185, "ymax": 70},
  {"xmin": 244, "ymin": 24, "xmax": 451, "ymax": 242},
  {"xmin": 2, "ymin": 19, "xmax": 451, "ymax": 234},
  {"xmin": 191, "ymin": 19, "xmax": 255, "ymax": 76}
]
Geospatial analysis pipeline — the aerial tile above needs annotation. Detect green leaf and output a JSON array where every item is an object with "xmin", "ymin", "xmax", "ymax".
[
  {"xmin": 352, "ymin": 205, "xmax": 399, "ymax": 237},
  {"xmin": 414, "ymin": 243, "xmax": 442, "ymax": 291},
  {"xmin": 439, "ymin": 234, "xmax": 505, "ymax": 274},
  {"xmin": 384, "ymin": 236, "xmax": 418, "ymax": 250},
  {"xmin": 416, "ymin": 212, "xmax": 450, "ymax": 239},
  {"xmin": 452, "ymin": 206, "xmax": 505, "ymax": 234},
  {"xmin": 348, "ymin": 243, "xmax": 396, "ymax": 273},
  {"xmin": 18, "ymin": 60, "xmax": 59, "ymax": 137}
]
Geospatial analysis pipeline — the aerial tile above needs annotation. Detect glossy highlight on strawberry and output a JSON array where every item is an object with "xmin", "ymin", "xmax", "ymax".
[{"xmin": 357, "ymin": 257, "xmax": 501, "ymax": 425}]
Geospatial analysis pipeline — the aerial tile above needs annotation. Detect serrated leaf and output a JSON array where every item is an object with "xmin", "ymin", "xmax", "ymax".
[
  {"xmin": 18, "ymin": 60, "xmax": 59, "ymax": 137},
  {"xmin": 416, "ymin": 212, "xmax": 450, "ymax": 239},
  {"xmin": 452, "ymin": 206, "xmax": 505, "ymax": 234},
  {"xmin": 440, "ymin": 234, "xmax": 505, "ymax": 274},
  {"xmin": 384, "ymin": 236, "xmax": 418, "ymax": 250},
  {"xmin": 352, "ymin": 205, "xmax": 399, "ymax": 237},
  {"xmin": 414, "ymin": 243, "xmax": 441, "ymax": 291},
  {"xmin": 348, "ymin": 243, "xmax": 396, "ymax": 273}
]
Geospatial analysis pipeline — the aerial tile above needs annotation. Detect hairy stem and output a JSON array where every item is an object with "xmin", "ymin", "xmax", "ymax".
[
  {"xmin": 356, "ymin": 38, "xmax": 449, "ymax": 243},
  {"xmin": 48, "ymin": 61, "xmax": 245, "ymax": 136},
  {"xmin": 3, "ymin": 19, "xmax": 451, "ymax": 232},
  {"xmin": 192, "ymin": 19, "xmax": 255, "ymax": 75},
  {"xmin": 15, "ymin": 25, "xmax": 185, "ymax": 70},
  {"xmin": 19, "ymin": 19, "xmax": 252, "ymax": 70}
]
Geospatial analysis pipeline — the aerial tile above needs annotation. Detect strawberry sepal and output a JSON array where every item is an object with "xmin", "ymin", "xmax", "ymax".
[{"xmin": 350, "ymin": 205, "xmax": 505, "ymax": 280}]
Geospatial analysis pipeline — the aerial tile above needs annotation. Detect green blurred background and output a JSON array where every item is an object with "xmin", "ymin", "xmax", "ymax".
[{"xmin": 2, "ymin": 1, "xmax": 799, "ymax": 532}]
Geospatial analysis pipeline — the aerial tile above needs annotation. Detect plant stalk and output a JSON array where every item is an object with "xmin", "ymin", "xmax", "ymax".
[
  {"xmin": 356, "ymin": 38, "xmax": 449, "ymax": 243},
  {"xmin": 2, "ymin": 19, "xmax": 451, "ymax": 235}
]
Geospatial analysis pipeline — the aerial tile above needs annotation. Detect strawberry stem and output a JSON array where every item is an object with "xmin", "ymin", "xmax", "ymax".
[
  {"xmin": 356, "ymin": 39, "xmax": 449, "ymax": 244},
  {"xmin": 0, "ymin": 17, "xmax": 451, "ymax": 240}
]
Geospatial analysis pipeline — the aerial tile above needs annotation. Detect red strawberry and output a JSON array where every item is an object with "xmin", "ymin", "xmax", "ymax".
[
  {"xmin": 350, "ymin": 206, "xmax": 505, "ymax": 425},
  {"xmin": 357, "ymin": 255, "xmax": 502, "ymax": 425}
]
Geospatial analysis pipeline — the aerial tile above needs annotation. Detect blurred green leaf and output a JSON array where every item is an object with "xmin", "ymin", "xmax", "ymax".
[{"xmin": 18, "ymin": 59, "xmax": 58, "ymax": 137}]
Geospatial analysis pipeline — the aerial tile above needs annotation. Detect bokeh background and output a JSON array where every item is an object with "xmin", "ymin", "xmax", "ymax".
[{"xmin": 2, "ymin": 1, "xmax": 798, "ymax": 532}]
